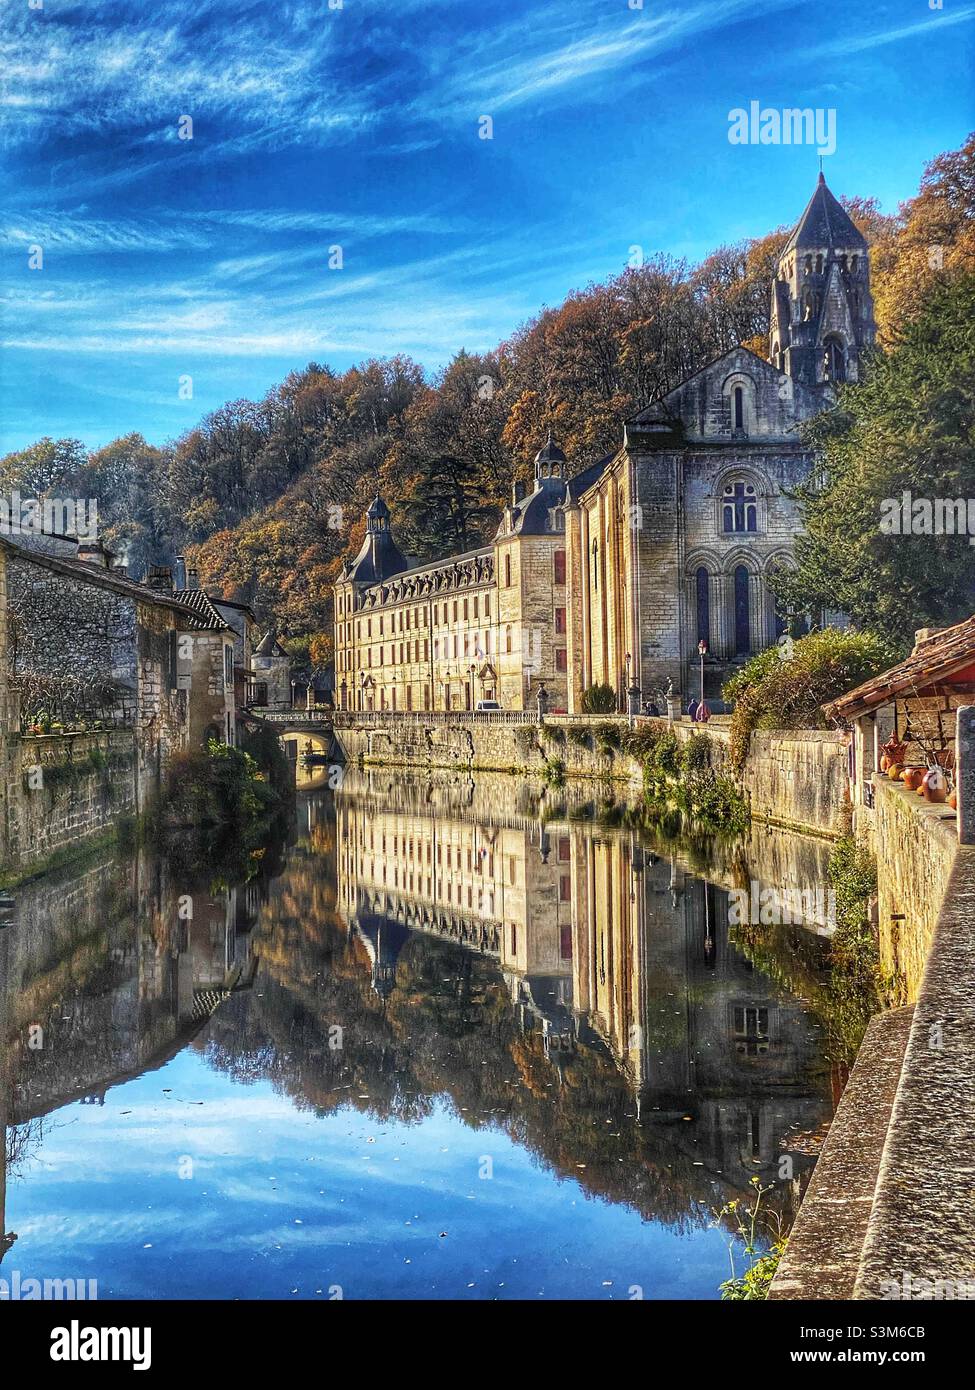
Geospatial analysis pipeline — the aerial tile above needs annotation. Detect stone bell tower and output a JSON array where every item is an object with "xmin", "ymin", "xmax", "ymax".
[{"xmin": 769, "ymin": 173, "xmax": 876, "ymax": 388}]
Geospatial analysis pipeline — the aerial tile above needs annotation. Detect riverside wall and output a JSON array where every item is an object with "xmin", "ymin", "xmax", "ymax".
[{"xmin": 0, "ymin": 730, "xmax": 137, "ymax": 879}]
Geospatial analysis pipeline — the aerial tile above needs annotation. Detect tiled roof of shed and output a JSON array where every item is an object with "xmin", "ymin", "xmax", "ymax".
[{"xmin": 823, "ymin": 615, "xmax": 975, "ymax": 722}]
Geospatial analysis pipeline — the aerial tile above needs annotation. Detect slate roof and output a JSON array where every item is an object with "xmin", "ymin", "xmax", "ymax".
[
  {"xmin": 0, "ymin": 536, "xmax": 223, "ymax": 630},
  {"xmin": 254, "ymin": 629, "xmax": 289, "ymax": 658},
  {"xmin": 782, "ymin": 173, "xmax": 868, "ymax": 255},
  {"xmin": 823, "ymin": 616, "xmax": 975, "ymax": 722}
]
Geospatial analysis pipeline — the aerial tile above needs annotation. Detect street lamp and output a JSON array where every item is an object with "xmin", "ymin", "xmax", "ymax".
[{"xmin": 698, "ymin": 640, "xmax": 707, "ymax": 710}]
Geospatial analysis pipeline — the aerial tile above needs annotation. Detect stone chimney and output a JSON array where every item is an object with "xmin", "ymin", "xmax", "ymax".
[
  {"xmin": 174, "ymin": 555, "xmax": 187, "ymax": 589},
  {"xmin": 186, "ymin": 567, "xmax": 200, "ymax": 591},
  {"xmin": 145, "ymin": 564, "xmax": 174, "ymax": 593},
  {"xmin": 77, "ymin": 539, "xmax": 111, "ymax": 568},
  {"xmin": 512, "ymin": 480, "xmax": 525, "ymax": 505}
]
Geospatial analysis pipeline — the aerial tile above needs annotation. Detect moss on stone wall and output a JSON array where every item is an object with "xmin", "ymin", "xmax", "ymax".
[{"xmin": 623, "ymin": 726, "xmax": 748, "ymax": 834}]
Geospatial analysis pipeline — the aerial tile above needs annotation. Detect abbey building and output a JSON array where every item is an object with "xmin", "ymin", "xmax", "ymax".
[{"xmin": 334, "ymin": 175, "xmax": 875, "ymax": 714}]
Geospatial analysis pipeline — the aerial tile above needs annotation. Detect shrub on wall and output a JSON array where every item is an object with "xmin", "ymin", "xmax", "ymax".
[
  {"xmin": 161, "ymin": 739, "xmax": 282, "ymax": 827},
  {"xmin": 622, "ymin": 725, "xmax": 747, "ymax": 832},
  {"xmin": 581, "ymin": 683, "xmax": 617, "ymax": 714},
  {"xmin": 723, "ymin": 627, "xmax": 899, "ymax": 773}
]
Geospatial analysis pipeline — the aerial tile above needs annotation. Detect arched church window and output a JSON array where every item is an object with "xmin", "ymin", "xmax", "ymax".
[
  {"xmin": 591, "ymin": 540, "xmax": 599, "ymax": 592},
  {"xmin": 733, "ymin": 386, "xmax": 744, "ymax": 432},
  {"xmin": 851, "ymin": 254, "xmax": 859, "ymax": 272},
  {"xmin": 815, "ymin": 253, "xmax": 823, "ymax": 274},
  {"xmin": 696, "ymin": 567, "xmax": 710, "ymax": 646},
  {"xmin": 804, "ymin": 255, "xmax": 812, "ymax": 274},
  {"xmin": 823, "ymin": 335, "xmax": 846, "ymax": 382},
  {"xmin": 505, "ymin": 625, "xmax": 513, "ymax": 654},
  {"xmin": 734, "ymin": 567, "xmax": 751, "ymax": 655},
  {"xmin": 722, "ymin": 480, "xmax": 758, "ymax": 533}
]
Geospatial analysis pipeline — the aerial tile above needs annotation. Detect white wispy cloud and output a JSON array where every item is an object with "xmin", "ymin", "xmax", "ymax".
[{"xmin": 806, "ymin": 4, "xmax": 975, "ymax": 59}]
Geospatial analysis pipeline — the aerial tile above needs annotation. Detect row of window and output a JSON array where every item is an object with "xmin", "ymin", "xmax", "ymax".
[
  {"xmin": 793, "ymin": 252, "xmax": 860, "ymax": 276},
  {"xmin": 338, "ymin": 549, "xmax": 568, "ymax": 625}
]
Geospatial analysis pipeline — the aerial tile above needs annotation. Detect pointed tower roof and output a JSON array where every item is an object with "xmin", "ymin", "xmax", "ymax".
[
  {"xmin": 347, "ymin": 493, "xmax": 407, "ymax": 584},
  {"xmin": 366, "ymin": 494, "xmax": 390, "ymax": 525},
  {"xmin": 254, "ymin": 628, "xmax": 288, "ymax": 658},
  {"xmin": 783, "ymin": 173, "xmax": 868, "ymax": 254}
]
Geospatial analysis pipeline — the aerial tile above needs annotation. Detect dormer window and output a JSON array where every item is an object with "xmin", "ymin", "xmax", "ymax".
[{"xmin": 722, "ymin": 481, "xmax": 758, "ymax": 533}]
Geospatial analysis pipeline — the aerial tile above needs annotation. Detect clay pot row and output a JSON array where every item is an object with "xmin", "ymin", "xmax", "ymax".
[{"xmin": 883, "ymin": 761, "xmax": 953, "ymax": 804}]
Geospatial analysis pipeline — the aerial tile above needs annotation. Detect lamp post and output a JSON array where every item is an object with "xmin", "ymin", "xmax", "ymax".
[{"xmin": 698, "ymin": 640, "xmax": 707, "ymax": 710}]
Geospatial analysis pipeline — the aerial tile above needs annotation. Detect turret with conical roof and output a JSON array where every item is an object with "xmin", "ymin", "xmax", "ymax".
[
  {"xmin": 769, "ymin": 173, "xmax": 875, "ymax": 388},
  {"xmin": 496, "ymin": 430, "xmax": 569, "ymax": 538},
  {"xmin": 347, "ymin": 494, "xmax": 407, "ymax": 586}
]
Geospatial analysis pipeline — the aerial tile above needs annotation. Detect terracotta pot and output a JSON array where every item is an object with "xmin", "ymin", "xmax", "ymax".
[
  {"xmin": 948, "ymin": 790, "xmax": 958, "ymax": 810},
  {"xmin": 887, "ymin": 762, "xmax": 904, "ymax": 780},
  {"xmin": 903, "ymin": 767, "xmax": 926, "ymax": 791},
  {"xmin": 921, "ymin": 768, "xmax": 948, "ymax": 803},
  {"xmin": 880, "ymin": 754, "xmax": 891, "ymax": 773}
]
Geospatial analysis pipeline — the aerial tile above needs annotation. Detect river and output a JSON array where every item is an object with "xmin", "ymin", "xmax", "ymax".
[{"xmin": 0, "ymin": 766, "xmax": 862, "ymax": 1300}]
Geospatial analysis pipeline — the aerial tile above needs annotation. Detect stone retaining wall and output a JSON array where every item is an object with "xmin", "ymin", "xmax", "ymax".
[
  {"xmin": 333, "ymin": 714, "xmax": 852, "ymax": 839},
  {"xmin": 1, "ymin": 730, "xmax": 137, "ymax": 877},
  {"xmin": 870, "ymin": 776, "xmax": 959, "ymax": 1001}
]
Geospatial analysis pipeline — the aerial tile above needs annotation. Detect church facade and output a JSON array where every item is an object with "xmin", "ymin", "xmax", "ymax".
[{"xmin": 334, "ymin": 175, "xmax": 875, "ymax": 714}]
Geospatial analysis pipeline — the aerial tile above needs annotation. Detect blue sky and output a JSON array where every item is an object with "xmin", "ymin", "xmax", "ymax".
[{"xmin": 2, "ymin": 0, "xmax": 973, "ymax": 453}]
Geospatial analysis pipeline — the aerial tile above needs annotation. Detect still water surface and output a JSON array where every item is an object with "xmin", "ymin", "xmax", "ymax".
[{"xmin": 0, "ymin": 769, "xmax": 851, "ymax": 1299}]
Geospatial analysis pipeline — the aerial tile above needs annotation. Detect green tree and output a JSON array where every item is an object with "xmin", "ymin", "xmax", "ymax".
[{"xmin": 774, "ymin": 273, "xmax": 975, "ymax": 646}]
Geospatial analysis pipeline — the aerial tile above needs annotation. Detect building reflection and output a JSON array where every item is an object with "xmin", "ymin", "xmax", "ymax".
[
  {"xmin": 0, "ymin": 848, "xmax": 269, "ymax": 1266},
  {"xmin": 1, "ymin": 768, "xmax": 837, "ymax": 1257},
  {"xmin": 334, "ymin": 769, "xmax": 832, "ymax": 1187}
]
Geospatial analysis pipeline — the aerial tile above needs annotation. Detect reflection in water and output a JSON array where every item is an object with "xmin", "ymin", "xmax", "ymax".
[{"xmin": 0, "ymin": 768, "xmax": 844, "ymax": 1300}]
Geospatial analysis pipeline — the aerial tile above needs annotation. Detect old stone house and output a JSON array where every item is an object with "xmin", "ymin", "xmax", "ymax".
[{"xmin": 0, "ymin": 537, "xmax": 240, "ymax": 834}]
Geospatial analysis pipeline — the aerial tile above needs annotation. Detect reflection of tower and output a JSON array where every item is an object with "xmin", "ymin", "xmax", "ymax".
[{"xmin": 354, "ymin": 912, "xmax": 411, "ymax": 999}]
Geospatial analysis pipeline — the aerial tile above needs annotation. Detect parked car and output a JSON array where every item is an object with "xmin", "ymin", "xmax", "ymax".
[{"xmin": 474, "ymin": 700, "xmax": 502, "ymax": 712}]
